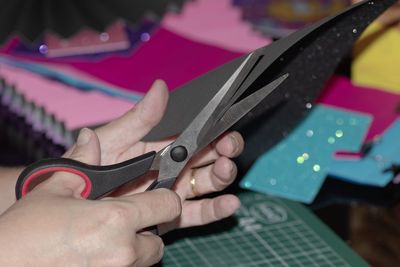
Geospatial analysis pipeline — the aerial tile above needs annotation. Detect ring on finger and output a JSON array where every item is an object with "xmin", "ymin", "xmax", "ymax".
[{"xmin": 190, "ymin": 170, "xmax": 199, "ymax": 197}]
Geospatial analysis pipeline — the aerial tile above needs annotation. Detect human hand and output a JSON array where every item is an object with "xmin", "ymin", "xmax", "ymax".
[
  {"xmin": 0, "ymin": 130, "xmax": 182, "ymax": 267},
  {"xmin": 67, "ymin": 80, "xmax": 244, "ymax": 233}
]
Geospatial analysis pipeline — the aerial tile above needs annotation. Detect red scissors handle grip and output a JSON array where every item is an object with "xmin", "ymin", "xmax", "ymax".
[
  {"xmin": 20, "ymin": 166, "xmax": 93, "ymax": 199},
  {"xmin": 15, "ymin": 152, "xmax": 156, "ymax": 200}
]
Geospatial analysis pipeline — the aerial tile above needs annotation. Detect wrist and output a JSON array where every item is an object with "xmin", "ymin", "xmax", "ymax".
[
  {"xmin": 0, "ymin": 167, "xmax": 24, "ymax": 214},
  {"xmin": 0, "ymin": 217, "xmax": 26, "ymax": 266},
  {"xmin": 0, "ymin": 211, "xmax": 78, "ymax": 267}
]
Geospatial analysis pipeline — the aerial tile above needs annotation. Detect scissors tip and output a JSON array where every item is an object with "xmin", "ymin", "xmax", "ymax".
[
  {"xmin": 270, "ymin": 73, "xmax": 289, "ymax": 89},
  {"xmin": 279, "ymin": 73, "xmax": 289, "ymax": 81}
]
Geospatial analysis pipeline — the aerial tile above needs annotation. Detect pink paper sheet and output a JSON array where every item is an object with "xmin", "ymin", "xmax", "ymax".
[
  {"xmin": 162, "ymin": 0, "xmax": 271, "ymax": 53},
  {"xmin": 319, "ymin": 76, "xmax": 400, "ymax": 141},
  {"xmin": 0, "ymin": 64, "xmax": 134, "ymax": 129}
]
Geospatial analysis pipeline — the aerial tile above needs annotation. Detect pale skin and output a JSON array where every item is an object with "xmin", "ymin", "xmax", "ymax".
[{"xmin": 0, "ymin": 80, "xmax": 244, "ymax": 266}]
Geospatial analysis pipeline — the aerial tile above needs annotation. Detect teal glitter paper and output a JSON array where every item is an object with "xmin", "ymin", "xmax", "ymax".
[{"xmin": 240, "ymin": 104, "xmax": 371, "ymax": 203}]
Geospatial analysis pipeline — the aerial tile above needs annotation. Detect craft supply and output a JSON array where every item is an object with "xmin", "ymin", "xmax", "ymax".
[
  {"xmin": 319, "ymin": 75, "xmax": 400, "ymax": 141},
  {"xmin": 162, "ymin": 0, "xmax": 271, "ymax": 52},
  {"xmin": 233, "ymin": 0, "xmax": 351, "ymax": 37},
  {"xmin": 352, "ymin": 21, "xmax": 400, "ymax": 93},
  {"xmin": 161, "ymin": 191, "xmax": 370, "ymax": 267},
  {"xmin": 0, "ymin": 57, "xmax": 142, "ymax": 101},
  {"xmin": 0, "ymin": 62, "xmax": 135, "ymax": 129},
  {"xmin": 0, "ymin": 78, "xmax": 73, "ymax": 162},
  {"xmin": 240, "ymin": 105, "xmax": 371, "ymax": 203},
  {"xmin": 44, "ymin": 21, "xmax": 130, "ymax": 58},
  {"xmin": 1, "ymin": 0, "xmax": 274, "ymax": 92},
  {"xmin": 11, "ymin": 20, "xmax": 158, "ymax": 59},
  {"xmin": 330, "ymin": 119, "xmax": 400, "ymax": 186},
  {"xmin": 0, "ymin": 0, "xmax": 187, "ymax": 44}
]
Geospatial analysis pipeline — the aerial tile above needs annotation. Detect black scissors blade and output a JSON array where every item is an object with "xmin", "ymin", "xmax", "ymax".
[
  {"xmin": 172, "ymin": 52, "xmax": 256, "ymax": 153},
  {"xmin": 152, "ymin": 53, "xmax": 260, "ymax": 183},
  {"xmin": 198, "ymin": 74, "xmax": 289, "ymax": 150}
]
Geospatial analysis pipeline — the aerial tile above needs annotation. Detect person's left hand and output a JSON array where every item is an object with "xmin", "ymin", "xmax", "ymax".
[{"xmin": 65, "ymin": 80, "xmax": 244, "ymax": 233}]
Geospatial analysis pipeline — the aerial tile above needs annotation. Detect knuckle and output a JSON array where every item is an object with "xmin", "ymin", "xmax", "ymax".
[
  {"xmin": 127, "ymin": 105, "xmax": 140, "ymax": 116},
  {"xmin": 230, "ymin": 162, "xmax": 238, "ymax": 180},
  {"xmin": 132, "ymin": 102, "xmax": 157, "ymax": 128},
  {"xmin": 139, "ymin": 237, "xmax": 164, "ymax": 267},
  {"xmin": 103, "ymin": 203, "xmax": 133, "ymax": 228},
  {"xmin": 112, "ymin": 247, "xmax": 137, "ymax": 267},
  {"xmin": 214, "ymin": 180, "xmax": 227, "ymax": 191},
  {"xmin": 160, "ymin": 189, "xmax": 182, "ymax": 217},
  {"xmin": 169, "ymin": 193, "xmax": 182, "ymax": 217},
  {"xmin": 69, "ymin": 150, "xmax": 87, "ymax": 162},
  {"xmin": 199, "ymin": 199, "xmax": 217, "ymax": 224},
  {"xmin": 155, "ymin": 239, "xmax": 165, "ymax": 262},
  {"xmin": 213, "ymin": 159, "xmax": 236, "ymax": 190},
  {"xmin": 148, "ymin": 237, "xmax": 165, "ymax": 265},
  {"xmin": 231, "ymin": 131, "xmax": 245, "ymax": 155},
  {"xmin": 237, "ymin": 134, "xmax": 245, "ymax": 152}
]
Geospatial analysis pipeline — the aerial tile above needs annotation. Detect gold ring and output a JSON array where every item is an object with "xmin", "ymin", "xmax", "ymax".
[{"xmin": 190, "ymin": 176, "xmax": 197, "ymax": 196}]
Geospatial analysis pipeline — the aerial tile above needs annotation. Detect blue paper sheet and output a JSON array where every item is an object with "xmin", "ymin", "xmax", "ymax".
[
  {"xmin": 240, "ymin": 105, "xmax": 371, "ymax": 203},
  {"xmin": 329, "ymin": 119, "xmax": 400, "ymax": 187}
]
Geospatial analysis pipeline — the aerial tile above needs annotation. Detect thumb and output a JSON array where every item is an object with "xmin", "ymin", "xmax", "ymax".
[
  {"xmin": 39, "ymin": 128, "xmax": 101, "ymax": 198},
  {"xmin": 96, "ymin": 80, "xmax": 169, "ymax": 152}
]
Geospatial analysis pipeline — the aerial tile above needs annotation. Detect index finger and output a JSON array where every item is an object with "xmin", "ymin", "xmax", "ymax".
[{"xmin": 114, "ymin": 189, "xmax": 182, "ymax": 230}]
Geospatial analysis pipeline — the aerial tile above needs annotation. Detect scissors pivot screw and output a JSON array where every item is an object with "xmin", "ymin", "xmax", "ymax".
[{"xmin": 170, "ymin": 146, "xmax": 188, "ymax": 162}]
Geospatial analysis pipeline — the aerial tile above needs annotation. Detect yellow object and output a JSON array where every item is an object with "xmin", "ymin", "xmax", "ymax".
[
  {"xmin": 190, "ymin": 176, "xmax": 197, "ymax": 196},
  {"xmin": 352, "ymin": 22, "xmax": 400, "ymax": 93}
]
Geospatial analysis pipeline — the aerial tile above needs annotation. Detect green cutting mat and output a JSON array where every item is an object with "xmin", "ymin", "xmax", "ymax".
[{"xmin": 160, "ymin": 192, "xmax": 369, "ymax": 267}]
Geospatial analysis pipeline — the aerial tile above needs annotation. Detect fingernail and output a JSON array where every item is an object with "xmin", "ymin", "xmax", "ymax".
[
  {"xmin": 229, "ymin": 135, "xmax": 238, "ymax": 154},
  {"xmin": 152, "ymin": 79, "xmax": 166, "ymax": 88},
  {"xmin": 77, "ymin": 128, "xmax": 91, "ymax": 146}
]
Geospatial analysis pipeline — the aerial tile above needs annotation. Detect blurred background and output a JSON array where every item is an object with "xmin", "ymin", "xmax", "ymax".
[{"xmin": 0, "ymin": 1, "xmax": 400, "ymax": 266}]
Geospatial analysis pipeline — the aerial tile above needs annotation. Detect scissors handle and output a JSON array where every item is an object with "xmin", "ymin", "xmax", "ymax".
[{"xmin": 15, "ymin": 151, "xmax": 156, "ymax": 200}]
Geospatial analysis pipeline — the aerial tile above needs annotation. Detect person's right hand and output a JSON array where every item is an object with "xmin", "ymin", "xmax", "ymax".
[{"xmin": 0, "ymin": 129, "xmax": 182, "ymax": 267}]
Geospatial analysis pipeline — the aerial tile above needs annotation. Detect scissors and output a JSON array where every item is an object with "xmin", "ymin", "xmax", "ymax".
[{"xmin": 15, "ymin": 51, "xmax": 289, "ymax": 200}]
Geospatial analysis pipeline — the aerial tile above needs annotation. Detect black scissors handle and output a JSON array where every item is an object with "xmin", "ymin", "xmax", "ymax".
[{"xmin": 15, "ymin": 151, "xmax": 156, "ymax": 200}]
